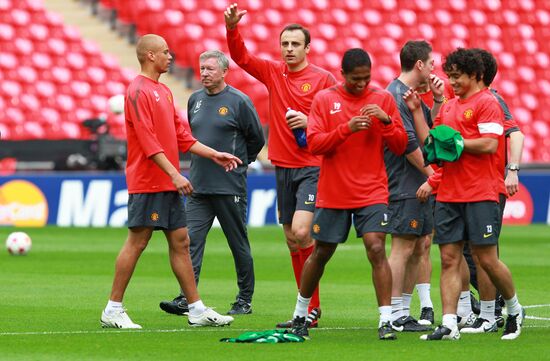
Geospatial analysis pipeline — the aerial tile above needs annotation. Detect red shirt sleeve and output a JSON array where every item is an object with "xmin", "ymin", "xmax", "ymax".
[
  {"xmin": 175, "ymin": 109, "xmax": 197, "ymax": 153},
  {"xmin": 226, "ymin": 26, "xmax": 278, "ymax": 86},
  {"xmin": 427, "ymin": 167, "xmax": 442, "ymax": 190},
  {"xmin": 477, "ymin": 99, "xmax": 504, "ymax": 139},
  {"xmin": 127, "ymin": 88, "xmax": 163, "ymax": 158},
  {"xmin": 307, "ymin": 93, "xmax": 353, "ymax": 155}
]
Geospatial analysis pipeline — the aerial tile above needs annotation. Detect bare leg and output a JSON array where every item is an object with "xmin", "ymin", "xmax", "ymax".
[
  {"xmin": 439, "ymin": 242, "xmax": 464, "ymax": 315},
  {"xmin": 299, "ymin": 241, "xmax": 337, "ymax": 297},
  {"xmin": 109, "ymin": 227, "xmax": 153, "ymax": 302},
  {"xmin": 164, "ymin": 227, "xmax": 200, "ymax": 304},
  {"xmin": 363, "ymin": 232, "xmax": 392, "ymax": 306}
]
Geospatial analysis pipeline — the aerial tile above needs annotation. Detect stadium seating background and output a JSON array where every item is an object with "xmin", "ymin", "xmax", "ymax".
[{"xmin": 1, "ymin": 0, "xmax": 549, "ymax": 162}]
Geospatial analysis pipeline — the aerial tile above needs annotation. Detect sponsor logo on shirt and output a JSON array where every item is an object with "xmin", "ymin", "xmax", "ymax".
[
  {"xmin": 193, "ymin": 100, "xmax": 202, "ymax": 113},
  {"xmin": 151, "ymin": 212, "xmax": 159, "ymax": 222},
  {"xmin": 301, "ymin": 83, "xmax": 312, "ymax": 92},
  {"xmin": 463, "ymin": 109, "xmax": 474, "ymax": 120},
  {"xmin": 218, "ymin": 106, "xmax": 229, "ymax": 116},
  {"xmin": 330, "ymin": 102, "xmax": 342, "ymax": 114},
  {"xmin": 313, "ymin": 224, "xmax": 320, "ymax": 233}
]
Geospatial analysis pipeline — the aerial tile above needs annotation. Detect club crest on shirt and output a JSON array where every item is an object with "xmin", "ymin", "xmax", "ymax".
[
  {"xmin": 409, "ymin": 219, "xmax": 418, "ymax": 229},
  {"xmin": 150, "ymin": 212, "xmax": 159, "ymax": 222},
  {"xmin": 463, "ymin": 109, "xmax": 474, "ymax": 120},
  {"xmin": 218, "ymin": 106, "xmax": 229, "ymax": 116},
  {"xmin": 301, "ymin": 83, "xmax": 312, "ymax": 92},
  {"xmin": 167, "ymin": 94, "xmax": 172, "ymax": 103},
  {"xmin": 313, "ymin": 224, "xmax": 320, "ymax": 234}
]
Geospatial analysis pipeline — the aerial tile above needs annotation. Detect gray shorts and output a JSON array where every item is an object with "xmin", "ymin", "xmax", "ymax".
[
  {"xmin": 275, "ymin": 166, "xmax": 319, "ymax": 224},
  {"xmin": 311, "ymin": 204, "xmax": 390, "ymax": 244},
  {"xmin": 433, "ymin": 201, "xmax": 500, "ymax": 246},
  {"xmin": 127, "ymin": 192, "xmax": 187, "ymax": 230},
  {"xmin": 388, "ymin": 198, "xmax": 434, "ymax": 236}
]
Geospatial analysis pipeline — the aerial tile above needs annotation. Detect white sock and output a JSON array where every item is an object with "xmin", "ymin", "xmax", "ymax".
[
  {"xmin": 416, "ymin": 283, "xmax": 433, "ymax": 309},
  {"xmin": 188, "ymin": 300, "xmax": 206, "ymax": 317},
  {"xmin": 391, "ymin": 297, "xmax": 403, "ymax": 322},
  {"xmin": 480, "ymin": 300, "xmax": 496, "ymax": 322},
  {"xmin": 379, "ymin": 306, "xmax": 392, "ymax": 326},
  {"xmin": 402, "ymin": 293, "xmax": 412, "ymax": 317},
  {"xmin": 105, "ymin": 300, "xmax": 123, "ymax": 315},
  {"xmin": 504, "ymin": 294, "xmax": 522, "ymax": 316},
  {"xmin": 293, "ymin": 293, "xmax": 311, "ymax": 319},
  {"xmin": 457, "ymin": 291, "xmax": 472, "ymax": 317},
  {"xmin": 442, "ymin": 313, "xmax": 457, "ymax": 329}
]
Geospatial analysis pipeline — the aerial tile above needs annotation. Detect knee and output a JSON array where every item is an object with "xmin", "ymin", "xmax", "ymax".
[
  {"xmin": 440, "ymin": 251, "xmax": 460, "ymax": 270},
  {"xmin": 286, "ymin": 239, "xmax": 299, "ymax": 252},
  {"xmin": 366, "ymin": 242, "xmax": 386, "ymax": 263},
  {"xmin": 292, "ymin": 225, "xmax": 311, "ymax": 243}
]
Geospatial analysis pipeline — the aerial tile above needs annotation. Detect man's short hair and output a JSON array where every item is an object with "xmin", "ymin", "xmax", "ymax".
[
  {"xmin": 400, "ymin": 40, "xmax": 432, "ymax": 72},
  {"xmin": 199, "ymin": 50, "xmax": 229, "ymax": 70},
  {"xmin": 443, "ymin": 48, "xmax": 484, "ymax": 81},
  {"xmin": 341, "ymin": 48, "xmax": 371, "ymax": 74},
  {"xmin": 279, "ymin": 24, "xmax": 311, "ymax": 47},
  {"xmin": 471, "ymin": 48, "xmax": 498, "ymax": 86}
]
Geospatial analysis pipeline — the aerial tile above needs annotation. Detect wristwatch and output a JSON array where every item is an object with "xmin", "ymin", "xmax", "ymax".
[{"xmin": 507, "ymin": 163, "xmax": 520, "ymax": 171}]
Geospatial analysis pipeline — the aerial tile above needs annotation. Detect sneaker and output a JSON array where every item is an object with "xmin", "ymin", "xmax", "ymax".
[
  {"xmin": 227, "ymin": 299, "xmax": 252, "ymax": 315},
  {"xmin": 101, "ymin": 309, "xmax": 142, "ymax": 329},
  {"xmin": 501, "ymin": 308, "xmax": 525, "ymax": 340},
  {"xmin": 457, "ymin": 311, "xmax": 477, "ymax": 329},
  {"xmin": 471, "ymin": 292, "xmax": 481, "ymax": 315},
  {"xmin": 392, "ymin": 315, "xmax": 432, "ymax": 332},
  {"xmin": 378, "ymin": 321, "xmax": 397, "ymax": 340},
  {"xmin": 290, "ymin": 316, "xmax": 309, "ymax": 338},
  {"xmin": 159, "ymin": 295, "xmax": 189, "ymax": 316},
  {"xmin": 496, "ymin": 315, "xmax": 505, "ymax": 328},
  {"xmin": 188, "ymin": 308, "xmax": 234, "ymax": 327},
  {"xmin": 418, "ymin": 307, "xmax": 435, "ymax": 326},
  {"xmin": 420, "ymin": 325, "xmax": 460, "ymax": 340},
  {"xmin": 276, "ymin": 308, "xmax": 321, "ymax": 329},
  {"xmin": 461, "ymin": 317, "xmax": 498, "ymax": 333}
]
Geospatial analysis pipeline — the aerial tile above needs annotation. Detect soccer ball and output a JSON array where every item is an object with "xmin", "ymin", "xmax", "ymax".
[{"xmin": 5, "ymin": 232, "xmax": 32, "ymax": 255}]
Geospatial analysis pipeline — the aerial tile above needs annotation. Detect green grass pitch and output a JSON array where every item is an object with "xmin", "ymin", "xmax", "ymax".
[{"xmin": 1, "ymin": 225, "xmax": 549, "ymax": 360}]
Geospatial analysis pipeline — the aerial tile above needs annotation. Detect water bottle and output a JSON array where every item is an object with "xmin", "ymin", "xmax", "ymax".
[{"xmin": 286, "ymin": 107, "xmax": 307, "ymax": 148}]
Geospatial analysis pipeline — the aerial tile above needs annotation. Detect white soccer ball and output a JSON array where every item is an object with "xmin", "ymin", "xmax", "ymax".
[
  {"xmin": 108, "ymin": 94, "xmax": 125, "ymax": 114},
  {"xmin": 6, "ymin": 232, "xmax": 32, "ymax": 256}
]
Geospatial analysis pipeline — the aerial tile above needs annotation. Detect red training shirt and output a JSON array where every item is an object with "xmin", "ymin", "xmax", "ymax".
[
  {"xmin": 226, "ymin": 26, "xmax": 336, "ymax": 168},
  {"xmin": 307, "ymin": 84, "xmax": 408, "ymax": 209},
  {"xmin": 434, "ymin": 90, "xmax": 504, "ymax": 203},
  {"xmin": 125, "ymin": 75, "xmax": 197, "ymax": 193}
]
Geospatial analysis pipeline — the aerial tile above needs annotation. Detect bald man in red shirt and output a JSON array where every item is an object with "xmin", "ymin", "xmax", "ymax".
[
  {"xmin": 288, "ymin": 48, "xmax": 407, "ymax": 340},
  {"xmin": 101, "ymin": 34, "xmax": 240, "ymax": 329}
]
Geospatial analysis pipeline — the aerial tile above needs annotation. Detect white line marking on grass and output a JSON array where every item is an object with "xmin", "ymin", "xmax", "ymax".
[
  {"xmin": 0, "ymin": 326, "xmax": 378, "ymax": 337},
  {"xmin": 526, "ymin": 316, "xmax": 550, "ymax": 321},
  {"xmin": 524, "ymin": 304, "xmax": 550, "ymax": 309}
]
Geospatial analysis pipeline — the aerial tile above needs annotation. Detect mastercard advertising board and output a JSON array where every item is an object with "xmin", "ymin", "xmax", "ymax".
[
  {"xmin": 0, "ymin": 173, "xmax": 548, "ymax": 227},
  {"xmin": 0, "ymin": 180, "xmax": 48, "ymax": 227}
]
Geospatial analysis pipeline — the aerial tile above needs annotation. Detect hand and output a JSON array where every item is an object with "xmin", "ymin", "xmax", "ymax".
[
  {"xmin": 360, "ymin": 104, "xmax": 390, "ymax": 124},
  {"xmin": 416, "ymin": 181, "xmax": 433, "ymax": 203},
  {"xmin": 505, "ymin": 171, "xmax": 519, "ymax": 196},
  {"xmin": 348, "ymin": 115, "xmax": 372, "ymax": 132},
  {"xmin": 286, "ymin": 111, "xmax": 308, "ymax": 130},
  {"xmin": 403, "ymin": 88, "xmax": 421, "ymax": 112},
  {"xmin": 224, "ymin": 3, "xmax": 247, "ymax": 29},
  {"xmin": 212, "ymin": 151, "xmax": 243, "ymax": 171},
  {"xmin": 429, "ymin": 74, "xmax": 445, "ymax": 100},
  {"xmin": 171, "ymin": 173, "xmax": 193, "ymax": 196}
]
